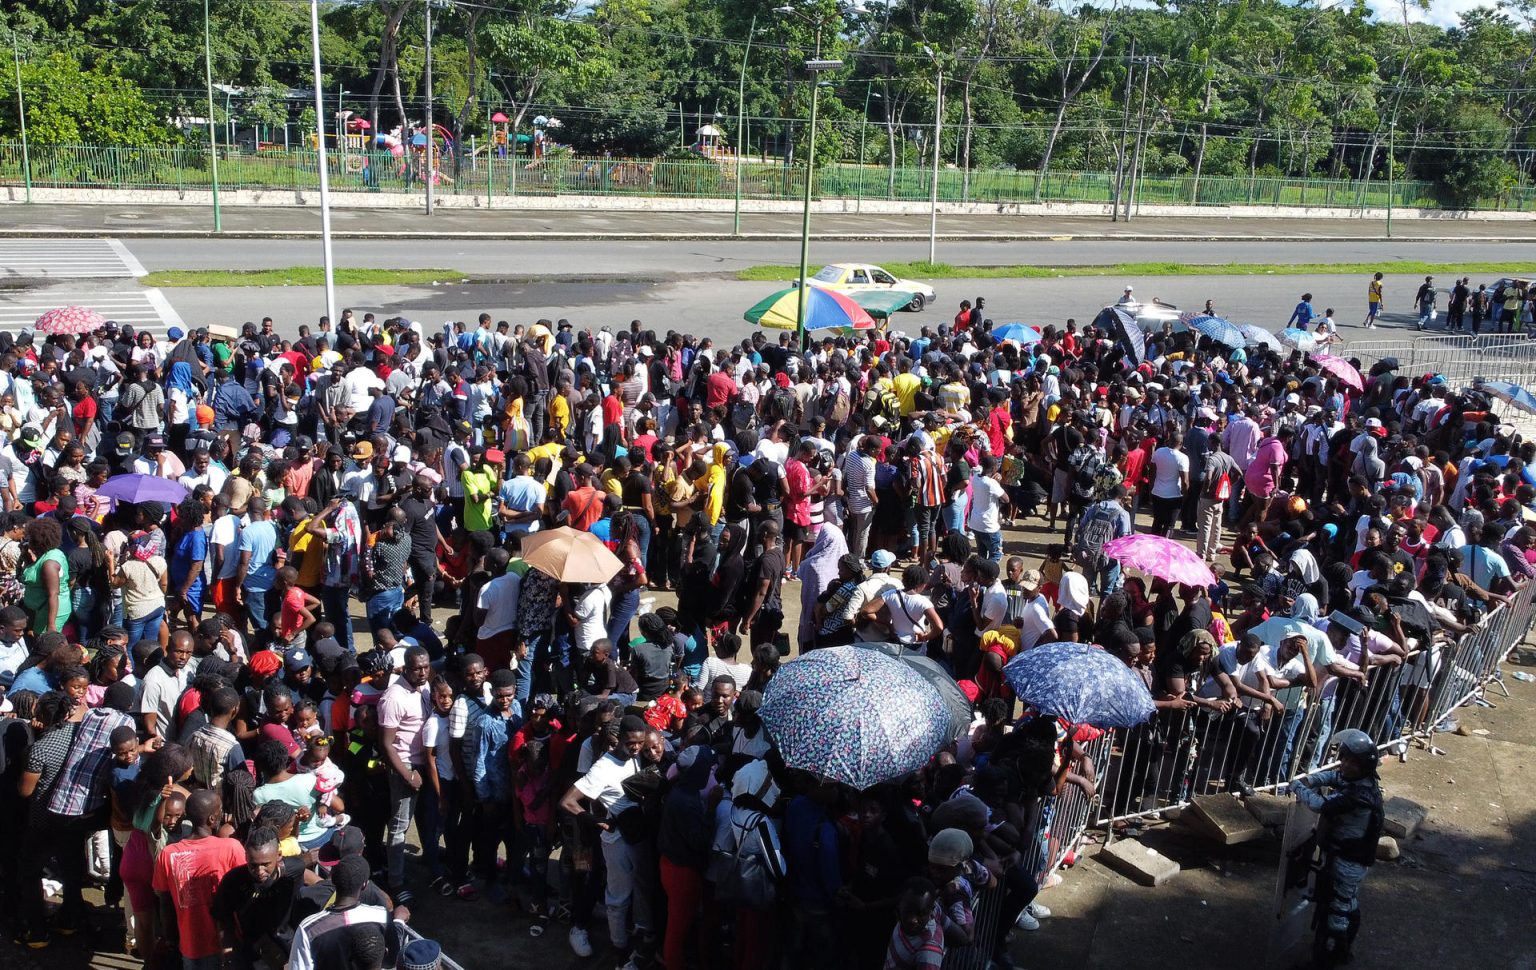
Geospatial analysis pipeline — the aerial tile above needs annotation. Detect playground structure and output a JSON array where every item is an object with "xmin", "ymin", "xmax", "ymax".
[{"xmin": 375, "ymin": 123, "xmax": 455, "ymax": 186}]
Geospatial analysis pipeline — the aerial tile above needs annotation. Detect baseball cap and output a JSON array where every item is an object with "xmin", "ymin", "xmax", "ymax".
[
  {"xmin": 283, "ymin": 647, "xmax": 311, "ymax": 672},
  {"xmin": 1018, "ymin": 568, "xmax": 1043, "ymax": 593},
  {"xmin": 167, "ymin": 326, "xmax": 184, "ymax": 340},
  {"xmin": 144, "ymin": 432, "xmax": 167, "ymax": 449},
  {"xmin": 1364, "ymin": 417, "xmax": 1383, "ymax": 429},
  {"xmin": 16, "ymin": 426, "xmax": 42, "ymax": 448},
  {"xmin": 870, "ymin": 549, "xmax": 897, "ymax": 570},
  {"xmin": 350, "ymin": 441, "xmax": 374, "ymax": 461},
  {"xmin": 316, "ymin": 825, "xmax": 367, "ymax": 867}
]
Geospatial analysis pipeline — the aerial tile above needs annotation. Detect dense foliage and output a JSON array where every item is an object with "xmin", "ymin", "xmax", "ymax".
[{"xmin": 5, "ymin": 0, "xmax": 1536, "ymax": 205}]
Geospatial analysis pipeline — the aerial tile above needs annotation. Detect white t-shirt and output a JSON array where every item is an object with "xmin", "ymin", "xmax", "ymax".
[
  {"xmin": 422, "ymin": 711, "xmax": 456, "ymax": 782},
  {"xmin": 343, "ymin": 368, "xmax": 385, "ymax": 413},
  {"xmin": 139, "ymin": 663, "xmax": 190, "ymax": 740},
  {"xmin": 574, "ymin": 751, "xmax": 639, "ymax": 843},
  {"xmin": 476, "ymin": 572, "xmax": 523, "ymax": 642},
  {"xmin": 211, "ymin": 513, "xmax": 243, "ymax": 580},
  {"xmin": 1206, "ymin": 645, "xmax": 1277, "ymax": 710},
  {"xmin": 979, "ymin": 582, "xmax": 1009, "ymax": 631},
  {"xmin": 880, "ymin": 588, "xmax": 934, "ymax": 643},
  {"xmin": 573, "ymin": 584, "xmax": 612, "ymax": 656},
  {"xmin": 967, "ymin": 475, "xmax": 1006, "ymax": 533},
  {"xmin": 1018, "ymin": 595, "xmax": 1054, "ymax": 651},
  {"xmin": 1150, "ymin": 447, "xmax": 1190, "ymax": 499}
]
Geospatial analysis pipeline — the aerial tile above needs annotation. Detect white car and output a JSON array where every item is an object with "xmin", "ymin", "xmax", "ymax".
[{"xmin": 796, "ymin": 262, "xmax": 937, "ymax": 311}]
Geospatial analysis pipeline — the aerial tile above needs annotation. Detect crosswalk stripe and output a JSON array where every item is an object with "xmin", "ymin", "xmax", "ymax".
[
  {"xmin": 0, "ymin": 289, "xmax": 183, "ymax": 334},
  {"xmin": 0, "ymin": 239, "xmax": 143, "ymax": 278}
]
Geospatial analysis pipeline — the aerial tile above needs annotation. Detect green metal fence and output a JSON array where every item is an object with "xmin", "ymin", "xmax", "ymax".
[{"xmin": 4, "ymin": 142, "xmax": 1535, "ymax": 212}]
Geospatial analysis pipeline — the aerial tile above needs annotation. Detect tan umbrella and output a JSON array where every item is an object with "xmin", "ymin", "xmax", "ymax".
[{"xmin": 521, "ymin": 526, "xmax": 623, "ymax": 584}]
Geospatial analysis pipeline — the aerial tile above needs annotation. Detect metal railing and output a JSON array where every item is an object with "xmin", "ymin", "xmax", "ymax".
[
  {"xmin": 6, "ymin": 142, "xmax": 1536, "ymax": 212},
  {"xmin": 1030, "ymin": 581, "xmax": 1535, "ymax": 879}
]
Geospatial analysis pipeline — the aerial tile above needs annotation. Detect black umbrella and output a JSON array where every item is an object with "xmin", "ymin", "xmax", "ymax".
[
  {"xmin": 1369, "ymin": 357, "xmax": 1400, "ymax": 376},
  {"xmin": 853, "ymin": 641, "xmax": 972, "ymax": 742},
  {"xmin": 1095, "ymin": 306, "xmax": 1145, "ymax": 364}
]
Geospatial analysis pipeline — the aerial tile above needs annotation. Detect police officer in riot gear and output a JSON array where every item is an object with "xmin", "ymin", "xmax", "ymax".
[{"xmin": 1293, "ymin": 729, "xmax": 1385, "ymax": 967}]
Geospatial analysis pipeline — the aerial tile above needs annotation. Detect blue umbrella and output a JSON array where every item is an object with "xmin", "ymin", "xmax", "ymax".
[
  {"xmin": 760, "ymin": 646, "xmax": 954, "ymax": 789},
  {"xmin": 1277, "ymin": 327, "xmax": 1318, "ymax": 352},
  {"xmin": 1238, "ymin": 323, "xmax": 1283, "ymax": 351},
  {"xmin": 1183, "ymin": 314, "xmax": 1245, "ymax": 349},
  {"xmin": 94, "ymin": 474, "xmax": 188, "ymax": 505},
  {"xmin": 992, "ymin": 322, "xmax": 1042, "ymax": 344},
  {"xmin": 1476, "ymin": 378, "xmax": 1536, "ymax": 416},
  {"xmin": 1002, "ymin": 642, "xmax": 1155, "ymax": 728},
  {"xmin": 1095, "ymin": 306, "xmax": 1145, "ymax": 364},
  {"xmin": 852, "ymin": 641, "xmax": 972, "ymax": 742}
]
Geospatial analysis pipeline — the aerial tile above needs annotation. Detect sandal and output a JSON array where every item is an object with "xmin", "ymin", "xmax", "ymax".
[
  {"xmin": 456, "ymin": 882, "xmax": 480, "ymax": 901},
  {"xmin": 430, "ymin": 876, "xmax": 454, "ymax": 897}
]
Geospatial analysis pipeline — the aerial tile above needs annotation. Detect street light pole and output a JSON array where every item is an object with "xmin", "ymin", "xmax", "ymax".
[
  {"xmin": 1386, "ymin": 122, "xmax": 1395, "ymax": 240},
  {"xmin": 308, "ymin": 0, "xmax": 337, "ymax": 325},
  {"xmin": 203, "ymin": 0, "xmax": 222, "ymax": 232},
  {"xmin": 927, "ymin": 55, "xmax": 943, "ymax": 265},
  {"xmin": 794, "ymin": 23, "xmax": 827, "ymax": 353},
  {"xmin": 857, "ymin": 85, "xmax": 878, "ymax": 213},
  {"xmin": 733, "ymin": 13, "xmax": 757, "ymax": 237},
  {"xmin": 424, "ymin": 0, "xmax": 435, "ymax": 215},
  {"xmin": 8, "ymin": 24, "xmax": 29, "ymax": 205}
]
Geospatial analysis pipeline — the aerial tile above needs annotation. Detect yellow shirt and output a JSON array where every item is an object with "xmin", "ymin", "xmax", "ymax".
[
  {"xmin": 550, "ymin": 393, "xmax": 571, "ymax": 437},
  {"xmin": 599, "ymin": 470, "xmax": 624, "ymax": 498},
  {"xmin": 289, "ymin": 518, "xmax": 326, "ymax": 589},
  {"xmin": 892, "ymin": 373, "xmax": 922, "ymax": 415},
  {"xmin": 696, "ymin": 465, "xmax": 725, "ymax": 526}
]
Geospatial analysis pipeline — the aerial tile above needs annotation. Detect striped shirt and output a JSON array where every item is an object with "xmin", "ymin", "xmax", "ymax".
[
  {"xmin": 843, "ymin": 453, "xmax": 876, "ymax": 514},
  {"xmin": 911, "ymin": 452, "xmax": 945, "ymax": 507}
]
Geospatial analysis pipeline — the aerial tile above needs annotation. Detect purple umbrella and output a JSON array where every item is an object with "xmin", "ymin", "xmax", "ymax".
[
  {"xmin": 95, "ymin": 474, "xmax": 188, "ymax": 505},
  {"xmin": 1101, "ymin": 533, "xmax": 1217, "ymax": 588}
]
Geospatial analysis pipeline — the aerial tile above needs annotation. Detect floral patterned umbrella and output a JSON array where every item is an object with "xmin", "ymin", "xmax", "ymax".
[
  {"xmin": 1277, "ymin": 327, "xmax": 1318, "ymax": 353},
  {"xmin": 760, "ymin": 646, "xmax": 953, "ymax": 790},
  {"xmin": 34, "ymin": 305, "xmax": 107, "ymax": 335},
  {"xmin": 1101, "ymin": 533, "xmax": 1217, "ymax": 588},
  {"xmin": 1003, "ymin": 642, "xmax": 1155, "ymax": 728}
]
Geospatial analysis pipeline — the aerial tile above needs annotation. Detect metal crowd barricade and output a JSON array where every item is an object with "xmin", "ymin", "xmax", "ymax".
[{"xmin": 1068, "ymin": 582, "xmax": 1535, "ymax": 845}]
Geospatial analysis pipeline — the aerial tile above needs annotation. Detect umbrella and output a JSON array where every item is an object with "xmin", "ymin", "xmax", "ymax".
[
  {"xmin": 847, "ymin": 289, "xmax": 919, "ymax": 320},
  {"xmin": 744, "ymin": 287, "xmax": 876, "ymax": 332},
  {"xmin": 1101, "ymin": 533, "xmax": 1217, "ymax": 588},
  {"xmin": 491, "ymin": 112, "xmax": 509, "ymax": 123},
  {"xmin": 95, "ymin": 474, "xmax": 188, "ymax": 505},
  {"xmin": 1277, "ymin": 327, "xmax": 1318, "ymax": 353},
  {"xmin": 411, "ymin": 132, "xmax": 428, "ymax": 147},
  {"xmin": 1182, "ymin": 314, "xmax": 1245, "ymax": 349},
  {"xmin": 353, "ymin": 119, "xmax": 371, "ymax": 130},
  {"xmin": 35, "ymin": 305, "xmax": 107, "ymax": 335},
  {"xmin": 1002, "ymin": 642, "xmax": 1155, "ymax": 728},
  {"xmin": 1476, "ymin": 378, "xmax": 1536, "ymax": 416},
  {"xmin": 1237, "ymin": 323, "xmax": 1283, "ymax": 351},
  {"xmin": 1094, "ymin": 306, "xmax": 1145, "ymax": 364},
  {"xmin": 852, "ymin": 642, "xmax": 972, "ymax": 742},
  {"xmin": 520, "ymin": 526, "xmax": 623, "ymax": 584},
  {"xmin": 760, "ymin": 646, "xmax": 953, "ymax": 790},
  {"xmin": 992, "ymin": 322, "xmax": 1042, "ymax": 344},
  {"xmin": 1312, "ymin": 354, "xmax": 1363, "ymax": 392}
]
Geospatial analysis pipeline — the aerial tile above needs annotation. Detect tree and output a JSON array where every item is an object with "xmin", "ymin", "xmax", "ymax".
[{"xmin": 0, "ymin": 52, "xmax": 169, "ymax": 146}]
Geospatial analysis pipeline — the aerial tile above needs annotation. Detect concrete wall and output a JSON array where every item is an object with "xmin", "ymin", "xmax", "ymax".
[{"xmin": 4, "ymin": 184, "xmax": 1532, "ymax": 222}]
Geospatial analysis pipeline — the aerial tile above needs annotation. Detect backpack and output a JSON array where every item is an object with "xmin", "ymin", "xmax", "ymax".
[
  {"xmin": 822, "ymin": 385, "xmax": 851, "ymax": 425},
  {"xmin": 1068, "ymin": 446, "xmax": 1104, "ymax": 500},
  {"xmin": 1074, "ymin": 501, "xmax": 1119, "ymax": 568},
  {"xmin": 713, "ymin": 812, "xmax": 779, "ymax": 910}
]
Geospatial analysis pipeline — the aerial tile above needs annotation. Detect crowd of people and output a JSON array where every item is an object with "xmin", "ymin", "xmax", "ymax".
[{"xmin": 0, "ymin": 291, "xmax": 1526, "ymax": 970}]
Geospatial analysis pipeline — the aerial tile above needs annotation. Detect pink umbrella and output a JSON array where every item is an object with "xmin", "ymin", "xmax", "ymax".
[
  {"xmin": 1312, "ymin": 354, "xmax": 1363, "ymax": 392},
  {"xmin": 1102, "ymin": 534, "xmax": 1217, "ymax": 588},
  {"xmin": 35, "ymin": 305, "xmax": 107, "ymax": 335},
  {"xmin": 491, "ymin": 112, "xmax": 509, "ymax": 123},
  {"xmin": 354, "ymin": 119, "xmax": 371, "ymax": 130}
]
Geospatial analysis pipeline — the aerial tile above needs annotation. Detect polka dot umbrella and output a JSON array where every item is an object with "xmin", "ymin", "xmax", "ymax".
[
  {"xmin": 34, "ymin": 305, "xmax": 107, "ymax": 335},
  {"xmin": 760, "ymin": 645, "xmax": 953, "ymax": 790}
]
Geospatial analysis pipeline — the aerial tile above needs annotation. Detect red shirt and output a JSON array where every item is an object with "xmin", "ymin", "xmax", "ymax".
[
  {"xmin": 784, "ymin": 458, "xmax": 813, "ymax": 527},
  {"xmin": 705, "ymin": 372, "xmax": 736, "ymax": 410},
  {"xmin": 72, "ymin": 396, "xmax": 98, "ymax": 437},
  {"xmin": 153, "ymin": 836, "xmax": 246, "ymax": 958},
  {"xmin": 562, "ymin": 486, "xmax": 605, "ymax": 532},
  {"xmin": 631, "ymin": 434, "xmax": 658, "ymax": 462},
  {"xmin": 602, "ymin": 394, "xmax": 623, "ymax": 429}
]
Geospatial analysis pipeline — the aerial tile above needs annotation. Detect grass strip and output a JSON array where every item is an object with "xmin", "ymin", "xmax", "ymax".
[
  {"xmin": 735, "ymin": 261, "xmax": 1536, "ymax": 282},
  {"xmin": 141, "ymin": 268, "xmax": 469, "ymax": 288}
]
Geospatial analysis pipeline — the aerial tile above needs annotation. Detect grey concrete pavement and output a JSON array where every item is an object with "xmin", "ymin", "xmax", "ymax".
[
  {"xmin": 109, "ymin": 236, "xmax": 1536, "ymax": 277},
  {"xmin": 8, "ymin": 203, "xmax": 1536, "ymax": 240}
]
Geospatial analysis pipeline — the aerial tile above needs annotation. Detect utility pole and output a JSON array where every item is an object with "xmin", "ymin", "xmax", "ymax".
[
  {"xmin": 733, "ymin": 13, "xmax": 757, "ymax": 236},
  {"xmin": 424, "ymin": 0, "xmax": 435, "ymax": 215},
  {"xmin": 1111, "ymin": 39, "xmax": 1135, "ymax": 222},
  {"xmin": 308, "ymin": 0, "xmax": 337, "ymax": 325},
  {"xmin": 1386, "ymin": 122, "xmax": 1395, "ymax": 239},
  {"xmin": 203, "ymin": 0, "xmax": 222, "ymax": 231},
  {"xmin": 8, "ymin": 24, "xmax": 29, "ymax": 205},
  {"xmin": 1123, "ymin": 55, "xmax": 1151, "ymax": 222},
  {"xmin": 927, "ymin": 56, "xmax": 944, "ymax": 264}
]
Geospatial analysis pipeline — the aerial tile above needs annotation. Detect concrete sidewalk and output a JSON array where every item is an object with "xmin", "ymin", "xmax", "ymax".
[{"xmin": 7, "ymin": 203, "xmax": 1536, "ymax": 241}]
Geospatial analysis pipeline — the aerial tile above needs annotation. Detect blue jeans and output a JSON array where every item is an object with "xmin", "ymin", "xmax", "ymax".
[
  {"xmin": 974, "ymin": 529, "xmax": 1001, "ymax": 562},
  {"xmin": 244, "ymin": 586, "xmax": 271, "ymax": 632},
  {"xmin": 634, "ymin": 524, "xmax": 652, "ymax": 576},
  {"xmin": 607, "ymin": 588, "xmax": 641, "ymax": 654},
  {"xmin": 321, "ymin": 584, "xmax": 354, "ymax": 654},
  {"xmin": 367, "ymin": 587, "xmax": 405, "ymax": 635},
  {"xmin": 124, "ymin": 608, "xmax": 164, "ymax": 648},
  {"xmin": 1091, "ymin": 559, "xmax": 1122, "ymax": 596},
  {"xmin": 943, "ymin": 494, "xmax": 966, "ymax": 533}
]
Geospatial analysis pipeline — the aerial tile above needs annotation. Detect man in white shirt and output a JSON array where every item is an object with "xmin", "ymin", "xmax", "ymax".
[
  {"xmin": 179, "ymin": 448, "xmax": 229, "ymax": 495},
  {"xmin": 342, "ymin": 360, "xmax": 385, "ymax": 414},
  {"xmin": 208, "ymin": 496, "xmax": 244, "ymax": 615},
  {"xmin": 558, "ymin": 717, "xmax": 647, "ymax": 959},
  {"xmin": 139, "ymin": 632, "xmax": 194, "ymax": 740},
  {"xmin": 967, "ymin": 456, "xmax": 1008, "ymax": 562},
  {"xmin": 1202, "ymin": 634, "xmax": 1282, "ymax": 794},
  {"xmin": 1013, "ymin": 568, "xmax": 1053, "ymax": 649},
  {"xmin": 572, "ymin": 582, "xmax": 612, "ymax": 658}
]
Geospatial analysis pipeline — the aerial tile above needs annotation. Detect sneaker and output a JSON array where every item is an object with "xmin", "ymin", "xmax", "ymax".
[
  {"xmin": 1015, "ymin": 908, "xmax": 1040, "ymax": 931},
  {"xmin": 569, "ymin": 927, "xmax": 594, "ymax": 958},
  {"xmin": 1026, "ymin": 902, "xmax": 1052, "ymax": 920}
]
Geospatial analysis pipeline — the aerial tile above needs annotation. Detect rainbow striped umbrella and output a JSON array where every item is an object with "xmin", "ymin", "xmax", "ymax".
[{"xmin": 744, "ymin": 286, "xmax": 877, "ymax": 332}]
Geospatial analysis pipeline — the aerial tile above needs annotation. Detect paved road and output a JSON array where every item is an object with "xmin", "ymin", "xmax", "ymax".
[
  {"xmin": 108, "ymin": 236, "xmax": 1536, "ymax": 277},
  {"xmin": 8, "ymin": 203, "xmax": 1536, "ymax": 240}
]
